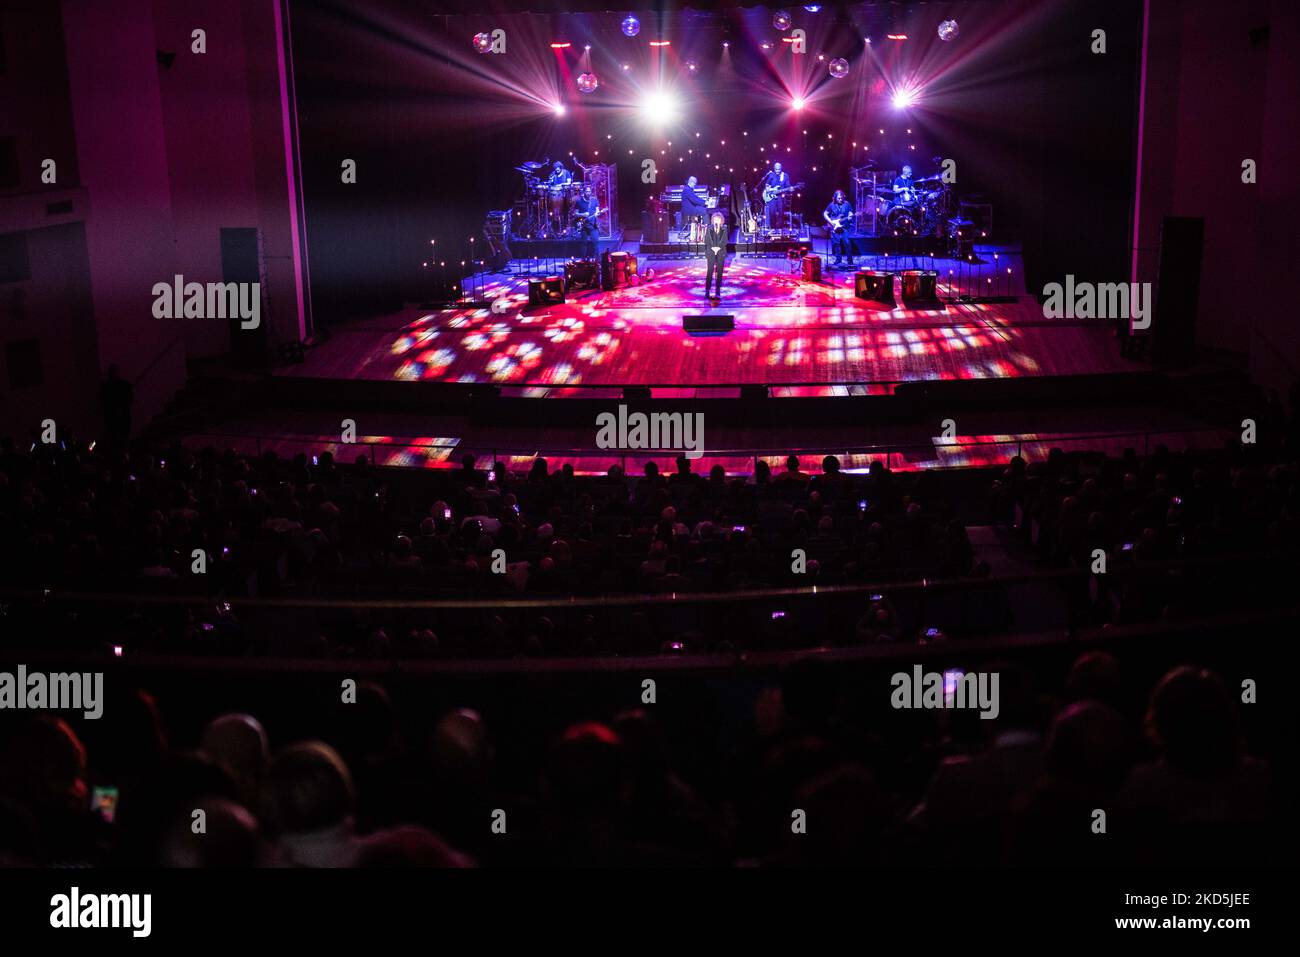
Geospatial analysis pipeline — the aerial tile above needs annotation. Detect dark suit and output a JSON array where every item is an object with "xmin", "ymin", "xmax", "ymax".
[
  {"xmin": 680, "ymin": 184, "xmax": 708, "ymax": 227},
  {"xmin": 703, "ymin": 224, "xmax": 728, "ymax": 296}
]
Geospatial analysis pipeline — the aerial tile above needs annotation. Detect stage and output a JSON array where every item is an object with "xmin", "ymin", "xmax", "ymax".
[{"xmin": 284, "ymin": 245, "xmax": 1143, "ymax": 397}]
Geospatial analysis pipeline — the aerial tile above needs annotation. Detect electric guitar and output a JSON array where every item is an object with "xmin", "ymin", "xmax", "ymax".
[
  {"xmin": 572, "ymin": 206, "xmax": 606, "ymax": 226},
  {"xmin": 762, "ymin": 180, "xmax": 805, "ymax": 204},
  {"xmin": 739, "ymin": 187, "xmax": 759, "ymax": 236},
  {"xmin": 826, "ymin": 213, "xmax": 852, "ymax": 234}
]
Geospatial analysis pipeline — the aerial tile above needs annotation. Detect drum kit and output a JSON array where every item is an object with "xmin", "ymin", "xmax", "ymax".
[
  {"xmin": 874, "ymin": 173, "xmax": 952, "ymax": 238},
  {"xmin": 517, "ymin": 160, "xmax": 584, "ymax": 239}
]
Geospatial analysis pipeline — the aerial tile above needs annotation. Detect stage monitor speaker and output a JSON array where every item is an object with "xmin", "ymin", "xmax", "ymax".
[
  {"xmin": 802, "ymin": 254, "xmax": 822, "ymax": 282},
  {"xmin": 564, "ymin": 259, "xmax": 599, "ymax": 292},
  {"xmin": 1149, "ymin": 216, "xmax": 1203, "ymax": 365},
  {"xmin": 220, "ymin": 227, "xmax": 268, "ymax": 368},
  {"xmin": 528, "ymin": 276, "xmax": 565, "ymax": 306},
  {"xmin": 683, "ymin": 314, "xmax": 734, "ymax": 334},
  {"xmin": 854, "ymin": 270, "xmax": 894, "ymax": 306},
  {"xmin": 900, "ymin": 269, "xmax": 941, "ymax": 306}
]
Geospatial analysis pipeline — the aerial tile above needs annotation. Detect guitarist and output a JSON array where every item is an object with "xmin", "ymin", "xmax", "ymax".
[
  {"xmin": 573, "ymin": 186, "xmax": 602, "ymax": 259},
  {"xmin": 822, "ymin": 190, "xmax": 855, "ymax": 268},
  {"xmin": 703, "ymin": 211, "xmax": 728, "ymax": 304},
  {"xmin": 760, "ymin": 162, "xmax": 792, "ymax": 230}
]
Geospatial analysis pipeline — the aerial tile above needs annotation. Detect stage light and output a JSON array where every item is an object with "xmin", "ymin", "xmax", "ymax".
[
  {"xmin": 553, "ymin": 102, "xmax": 567, "ymax": 116},
  {"xmin": 577, "ymin": 72, "xmax": 598, "ymax": 93},
  {"xmin": 686, "ymin": 60, "xmax": 698, "ymax": 71},
  {"xmin": 791, "ymin": 96, "xmax": 806, "ymax": 111},
  {"xmin": 887, "ymin": 34, "xmax": 908, "ymax": 41},
  {"xmin": 891, "ymin": 87, "xmax": 918, "ymax": 109},
  {"xmin": 621, "ymin": 16, "xmax": 640, "ymax": 37},
  {"xmin": 649, "ymin": 40, "xmax": 671, "ymax": 47},
  {"xmin": 938, "ymin": 19, "xmax": 960, "ymax": 42},
  {"xmin": 804, "ymin": 5, "xmax": 822, "ymax": 11},
  {"xmin": 640, "ymin": 90, "xmax": 681, "ymax": 126},
  {"xmin": 773, "ymin": 10, "xmax": 792, "ymax": 31},
  {"xmin": 472, "ymin": 33, "xmax": 492, "ymax": 54},
  {"xmin": 829, "ymin": 57, "xmax": 849, "ymax": 78},
  {"xmin": 550, "ymin": 42, "xmax": 571, "ymax": 49}
]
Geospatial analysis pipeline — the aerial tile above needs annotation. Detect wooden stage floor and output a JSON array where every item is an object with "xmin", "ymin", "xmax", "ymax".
[{"xmin": 284, "ymin": 256, "xmax": 1143, "ymax": 395}]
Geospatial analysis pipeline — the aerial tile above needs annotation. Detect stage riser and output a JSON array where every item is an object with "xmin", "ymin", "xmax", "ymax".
[{"xmin": 254, "ymin": 372, "xmax": 1167, "ymax": 429}]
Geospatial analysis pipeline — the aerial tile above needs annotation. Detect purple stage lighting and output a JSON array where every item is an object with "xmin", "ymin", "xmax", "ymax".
[{"xmin": 892, "ymin": 87, "xmax": 918, "ymax": 109}]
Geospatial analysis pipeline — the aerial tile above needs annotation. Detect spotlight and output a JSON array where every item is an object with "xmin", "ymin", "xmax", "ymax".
[
  {"xmin": 640, "ymin": 90, "xmax": 680, "ymax": 126},
  {"xmin": 553, "ymin": 102, "xmax": 567, "ymax": 116},
  {"xmin": 550, "ymin": 41, "xmax": 571, "ymax": 49},
  {"xmin": 791, "ymin": 96, "xmax": 806, "ymax": 111},
  {"xmin": 891, "ymin": 87, "xmax": 918, "ymax": 109}
]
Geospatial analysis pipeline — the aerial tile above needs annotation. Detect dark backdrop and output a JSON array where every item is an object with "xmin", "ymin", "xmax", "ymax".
[{"xmin": 289, "ymin": 0, "xmax": 1143, "ymax": 323}]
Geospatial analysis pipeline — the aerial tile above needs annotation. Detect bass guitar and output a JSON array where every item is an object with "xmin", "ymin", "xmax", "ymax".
[{"xmin": 762, "ymin": 180, "xmax": 806, "ymax": 204}]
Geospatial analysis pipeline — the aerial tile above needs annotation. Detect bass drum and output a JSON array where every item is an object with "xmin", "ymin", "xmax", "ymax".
[{"xmin": 886, "ymin": 206, "xmax": 917, "ymax": 235}]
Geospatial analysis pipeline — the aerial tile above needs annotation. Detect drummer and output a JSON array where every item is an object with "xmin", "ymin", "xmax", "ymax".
[
  {"xmin": 547, "ymin": 160, "xmax": 574, "ymax": 189},
  {"xmin": 546, "ymin": 161, "xmax": 574, "ymax": 235},
  {"xmin": 891, "ymin": 165, "xmax": 915, "ymax": 206}
]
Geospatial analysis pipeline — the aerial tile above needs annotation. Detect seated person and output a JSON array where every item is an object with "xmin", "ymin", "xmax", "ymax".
[{"xmin": 679, "ymin": 176, "xmax": 709, "ymax": 231}]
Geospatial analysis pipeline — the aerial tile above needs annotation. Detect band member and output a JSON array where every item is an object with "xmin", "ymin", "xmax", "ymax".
[
  {"xmin": 703, "ymin": 211, "xmax": 728, "ymax": 303},
  {"xmin": 546, "ymin": 160, "xmax": 573, "ymax": 188},
  {"xmin": 822, "ymin": 190, "xmax": 855, "ymax": 267},
  {"xmin": 573, "ymin": 186, "xmax": 600, "ymax": 259},
  {"xmin": 891, "ymin": 165, "xmax": 915, "ymax": 205},
  {"xmin": 679, "ymin": 175, "xmax": 708, "ymax": 234},
  {"xmin": 760, "ymin": 162, "xmax": 791, "ymax": 229},
  {"xmin": 547, "ymin": 160, "xmax": 574, "ymax": 234}
]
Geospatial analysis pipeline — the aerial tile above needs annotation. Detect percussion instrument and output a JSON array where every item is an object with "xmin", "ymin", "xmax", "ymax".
[{"xmin": 887, "ymin": 207, "xmax": 917, "ymax": 233}]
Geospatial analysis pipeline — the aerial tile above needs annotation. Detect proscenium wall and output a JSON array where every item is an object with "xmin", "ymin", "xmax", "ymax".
[{"xmin": 289, "ymin": 0, "xmax": 1142, "ymax": 323}]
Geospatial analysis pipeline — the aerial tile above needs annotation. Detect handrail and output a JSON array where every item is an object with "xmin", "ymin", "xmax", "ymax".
[
  {"xmin": 130, "ymin": 333, "xmax": 186, "ymax": 389},
  {"xmin": 3, "ymin": 550, "xmax": 1290, "ymax": 612},
  {"xmin": 1249, "ymin": 327, "xmax": 1299, "ymax": 378},
  {"xmin": 175, "ymin": 424, "xmax": 1229, "ymax": 465},
  {"xmin": 5, "ymin": 608, "xmax": 1295, "ymax": 676}
]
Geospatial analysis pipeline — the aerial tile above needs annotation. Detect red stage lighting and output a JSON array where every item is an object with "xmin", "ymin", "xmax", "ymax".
[
  {"xmin": 550, "ymin": 41, "xmax": 571, "ymax": 49},
  {"xmin": 791, "ymin": 97, "xmax": 806, "ymax": 111},
  {"xmin": 649, "ymin": 40, "xmax": 671, "ymax": 47},
  {"xmin": 887, "ymin": 33, "xmax": 908, "ymax": 41}
]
